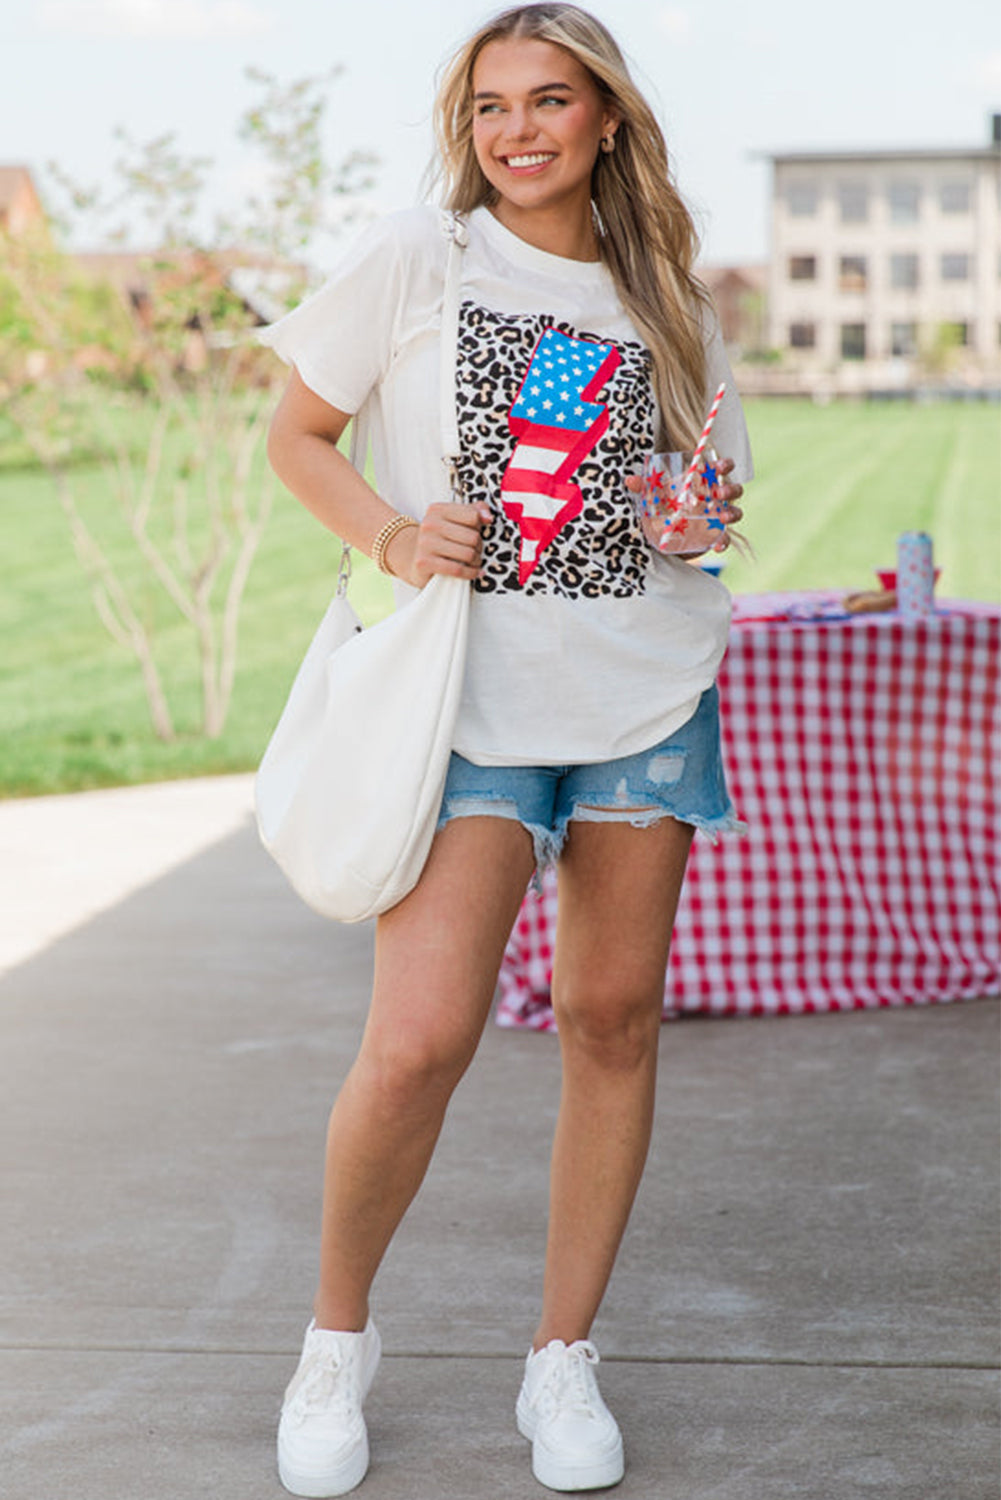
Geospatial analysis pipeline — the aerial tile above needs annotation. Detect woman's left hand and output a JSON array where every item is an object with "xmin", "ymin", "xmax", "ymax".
[{"xmin": 710, "ymin": 456, "xmax": 744, "ymax": 553}]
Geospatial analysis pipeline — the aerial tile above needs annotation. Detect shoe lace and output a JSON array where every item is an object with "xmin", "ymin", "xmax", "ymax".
[
  {"xmin": 539, "ymin": 1340, "xmax": 601, "ymax": 1418},
  {"xmin": 285, "ymin": 1347, "xmax": 359, "ymax": 1424}
]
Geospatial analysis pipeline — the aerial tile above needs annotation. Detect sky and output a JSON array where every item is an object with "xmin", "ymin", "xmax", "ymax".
[{"xmin": 2, "ymin": 0, "xmax": 999, "ymax": 267}]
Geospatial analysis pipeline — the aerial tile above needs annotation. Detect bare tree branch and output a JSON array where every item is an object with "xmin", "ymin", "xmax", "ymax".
[{"xmin": 3, "ymin": 65, "xmax": 378, "ymax": 749}]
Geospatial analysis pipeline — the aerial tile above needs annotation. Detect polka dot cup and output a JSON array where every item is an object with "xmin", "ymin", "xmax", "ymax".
[{"xmin": 896, "ymin": 532, "xmax": 936, "ymax": 618}]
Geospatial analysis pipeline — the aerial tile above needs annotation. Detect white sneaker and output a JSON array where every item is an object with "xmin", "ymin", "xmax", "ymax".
[
  {"xmin": 277, "ymin": 1318, "xmax": 382, "ymax": 1498},
  {"xmin": 516, "ymin": 1338, "xmax": 625, "ymax": 1492}
]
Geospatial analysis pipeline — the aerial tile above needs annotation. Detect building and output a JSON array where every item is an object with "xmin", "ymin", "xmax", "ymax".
[
  {"xmin": 699, "ymin": 263, "xmax": 768, "ymax": 358},
  {"xmin": 765, "ymin": 116, "xmax": 1001, "ymax": 392},
  {"xmin": 0, "ymin": 165, "xmax": 47, "ymax": 239},
  {"xmin": 70, "ymin": 247, "xmax": 303, "ymax": 373},
  {"xmin": 0, "ymin": 164, "xmax": 301, "ymax": 383}
]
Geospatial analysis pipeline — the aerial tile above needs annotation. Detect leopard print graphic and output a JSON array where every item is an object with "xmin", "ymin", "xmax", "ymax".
[{"xmin": 455, "ymin": 301, "xmax": 657, "ymax": 599}]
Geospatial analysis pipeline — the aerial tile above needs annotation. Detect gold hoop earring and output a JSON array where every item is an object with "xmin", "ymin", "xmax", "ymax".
[{"xmin": 601, "ymin": 133, "xmax": 616, "ymax": 154}]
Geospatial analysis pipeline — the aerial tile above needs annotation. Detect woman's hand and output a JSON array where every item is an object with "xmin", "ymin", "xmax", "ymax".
[
  {"xmin": 714, "ymin": 456, "xmax": 744, "ymax": 528},
  {"xmin": 706, "ymin": 456, "xmax": 744, "ymax": 554},
  {"xmin": 384, "ymin": 502, "xmax": 493, "ymax": 588}
]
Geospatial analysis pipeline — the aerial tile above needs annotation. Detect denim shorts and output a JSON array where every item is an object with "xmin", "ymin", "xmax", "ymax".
[{"xmin": 437, "ymin": 684, "xmax": 743, "ymax": 871}]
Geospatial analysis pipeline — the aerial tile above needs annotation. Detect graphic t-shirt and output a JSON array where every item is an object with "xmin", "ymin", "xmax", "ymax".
[{"xmin": 259, "ymin": 205, "xmax": 753, "ymax": 766}]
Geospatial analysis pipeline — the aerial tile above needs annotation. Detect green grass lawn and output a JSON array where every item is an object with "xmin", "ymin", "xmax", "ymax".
[
  {"xmin": 1, "ymin": 398, "xmax": 998, "ymax": 797},
  {"xmin": 721, "ymin": 398, "xmax": 1000, "ymax": 597}
]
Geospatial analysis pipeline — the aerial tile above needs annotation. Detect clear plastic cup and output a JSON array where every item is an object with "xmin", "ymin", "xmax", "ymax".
[{"xmin": 637, "ymin": 448, "xmax": 728, "ymax": 555}]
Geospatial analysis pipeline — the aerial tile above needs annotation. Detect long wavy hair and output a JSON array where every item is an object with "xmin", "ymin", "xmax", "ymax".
[{"xmin": 431, "ymin": 3, "xmax": 712, "ymax": 449}]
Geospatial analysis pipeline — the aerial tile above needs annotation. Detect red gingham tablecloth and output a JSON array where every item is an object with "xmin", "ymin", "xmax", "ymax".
[{"xmin": 497, "ymin": 595, "xmax": 1001, "ymax": 1025}]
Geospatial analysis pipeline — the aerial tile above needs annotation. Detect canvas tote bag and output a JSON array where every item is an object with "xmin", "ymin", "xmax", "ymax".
[{"xmin": 255, "ymin": 214, "xmax": 470, "ymax": 922}]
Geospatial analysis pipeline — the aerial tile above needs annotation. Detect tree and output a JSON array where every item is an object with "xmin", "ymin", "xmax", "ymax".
[{"xmin": 0, "ymin": 68, "xmax": 376, "ymax": 742}]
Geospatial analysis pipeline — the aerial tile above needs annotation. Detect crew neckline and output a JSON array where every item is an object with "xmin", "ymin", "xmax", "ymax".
[{"xmin": 470, "ymin": 206, "xmax": 609, "ymax": 284}]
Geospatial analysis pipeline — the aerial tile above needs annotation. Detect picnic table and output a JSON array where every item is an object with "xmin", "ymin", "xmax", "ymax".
[{"xmin": 497, "ymin": 593, "xmax": 1000, "ymax": 1025}]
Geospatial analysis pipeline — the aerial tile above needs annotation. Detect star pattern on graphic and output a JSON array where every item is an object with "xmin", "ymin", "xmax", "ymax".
[{"xmin": 510, "ymin": 330, "xmax": 608, "ymax": 424}]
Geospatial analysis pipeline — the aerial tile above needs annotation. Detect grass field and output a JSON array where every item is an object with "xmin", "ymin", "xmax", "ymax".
[
  {"xmin": 719, "ymin": 399, "xmax": 1000, "ymax": 598},
  {"xmin": 1, "ymin": 397, "xmax": 998, "ymax": 797}
]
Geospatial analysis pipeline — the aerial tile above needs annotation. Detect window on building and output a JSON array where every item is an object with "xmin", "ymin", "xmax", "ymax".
[
  {"xmin": 889, "ymin": 253, "xmax": 919, "ymax": 290},
  {"xmin": 941, "ymin": 253, "xmax": 971, "ymax": 281},
  {"xmin": 940, "ymin": 321, "xmax": 970, "ymax": 347},
  {"xmin": 839, "ymin": 255, "xmax": 867, "ymax": 291},
  {"xmin": 940, "ymin": 180, "xmax": 972, "ymax": 214},
  {"xmin": 890, "ymin": 321, "xmax": 918, "ymax": 357},
  {"xmin": 840, "ymin": 323, "xmax": 867, "ymax": 360},
  {"xmin": 788, "ymin": 255, "xmax": 817, "ymax": 281},
  {"xmin": 786, "ymin": 182, "xmax": 818, "ymax": 216},
  {"xmin": 838, "ymin": 182, "xmax": 868, "ymax": 223},
  {"xmin": 888, "ymin": 181, "xmax": 920, "ymax": 223},
  {"xmin": 789, "ymin": 322, "xmax": 817, "ymax": 349}
]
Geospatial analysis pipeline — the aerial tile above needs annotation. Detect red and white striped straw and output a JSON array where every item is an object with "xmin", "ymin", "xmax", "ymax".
[
  {"xmin": 682, "ymin": 382, "xmax": 727, "ymax": 491},
  {"xmin": 658, "ymin": 382, "xmax": 728, "ymax": 549}
]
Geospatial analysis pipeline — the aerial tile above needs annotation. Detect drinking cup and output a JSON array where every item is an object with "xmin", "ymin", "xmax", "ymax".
[{"xmin": 637, "ymin": 448, "xmax": 729, "ymax": 555}]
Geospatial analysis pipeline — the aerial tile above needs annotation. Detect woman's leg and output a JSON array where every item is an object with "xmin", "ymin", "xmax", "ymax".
[
  {"xmin": 313, "ymin": 815, "xmax": 536, "ymax": 1331},
  {"xmin": 532, "ymin": 815, "xmax": 694, "ymax": 1350}
]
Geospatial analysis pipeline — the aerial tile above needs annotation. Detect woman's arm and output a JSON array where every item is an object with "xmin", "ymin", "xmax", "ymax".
[{"xmin": 267, "ymin": 367, "xmax": 490, "ymax": 588}]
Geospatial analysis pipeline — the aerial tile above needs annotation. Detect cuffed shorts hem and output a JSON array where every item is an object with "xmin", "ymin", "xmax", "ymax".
[{"xmin": 436, "ymin": 685, "xmax": 743, "ymax": 873}]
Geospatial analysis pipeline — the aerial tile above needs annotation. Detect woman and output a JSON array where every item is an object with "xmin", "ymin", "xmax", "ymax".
[{"xmin": 263, "ymin": 5, "xmax": 751, "ymax": 1494}]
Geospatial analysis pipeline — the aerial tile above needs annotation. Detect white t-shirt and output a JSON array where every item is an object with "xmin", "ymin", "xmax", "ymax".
[{"xmin": 260, "ymin": 204, "xmax": 753, "ymax": 766}]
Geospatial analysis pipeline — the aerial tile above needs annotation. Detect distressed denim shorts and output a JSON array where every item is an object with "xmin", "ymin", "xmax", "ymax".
[{"xmin": 437, "ymin": 684, "xmax": 743, "ymax": 871}]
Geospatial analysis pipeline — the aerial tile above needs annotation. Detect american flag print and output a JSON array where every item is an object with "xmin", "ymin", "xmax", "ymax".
[{"xmin": 501, "ymin": 326, "xmax": 622, "ymax": 585}]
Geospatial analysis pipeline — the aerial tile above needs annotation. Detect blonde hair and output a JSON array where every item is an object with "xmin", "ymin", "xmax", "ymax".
[{"xmin": 431, "ymin": 3, "xmax": 712, "ymax": 449}]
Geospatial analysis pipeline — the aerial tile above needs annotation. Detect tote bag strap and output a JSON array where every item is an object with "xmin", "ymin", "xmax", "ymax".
[
  {"xmin": 339, "ymin": 212, "xmax": 467, "ymax": 596},
  {"xmin": 438, "ymin": 211, "xmax": 467, "ymax": 485}
]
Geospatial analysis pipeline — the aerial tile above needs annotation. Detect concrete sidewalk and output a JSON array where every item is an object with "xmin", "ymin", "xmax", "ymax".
[{"xmin": 0, "ymin": 778, "xmax": 998, "ymax": 1499}]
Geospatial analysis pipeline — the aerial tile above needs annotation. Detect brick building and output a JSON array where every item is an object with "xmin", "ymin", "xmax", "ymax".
[{"xmin": 0, "ymin": 165, "xmax": 47, "ymax": 239}]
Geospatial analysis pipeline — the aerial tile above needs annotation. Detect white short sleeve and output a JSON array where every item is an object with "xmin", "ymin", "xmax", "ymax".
[
  {"xmin": 257, "ymin": 215, "xmax": 406, "ymax": 415},
  {"xmin": 703, "ymin": 315, "xmax": 754, "ymax": 484}
]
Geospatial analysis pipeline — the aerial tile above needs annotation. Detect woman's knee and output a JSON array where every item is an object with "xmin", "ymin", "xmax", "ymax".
[
  {"xmin": 551, "ymin": 972, "xmax": 663, "ymax": 1069},
  {"xmin": 358, "ymin": 1012, "xmax": 479, "ymax": 1116}
]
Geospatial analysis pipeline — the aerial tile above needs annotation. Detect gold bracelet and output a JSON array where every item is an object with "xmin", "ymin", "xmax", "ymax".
[{"xmin": 371, "ymin": 514, "xmax": 419, "ymax": 577}]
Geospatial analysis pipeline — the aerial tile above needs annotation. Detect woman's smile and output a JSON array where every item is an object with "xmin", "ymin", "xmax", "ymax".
[{"xmin": 500, "ymin": 150, "xmax": 558, "ymax": 174}]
